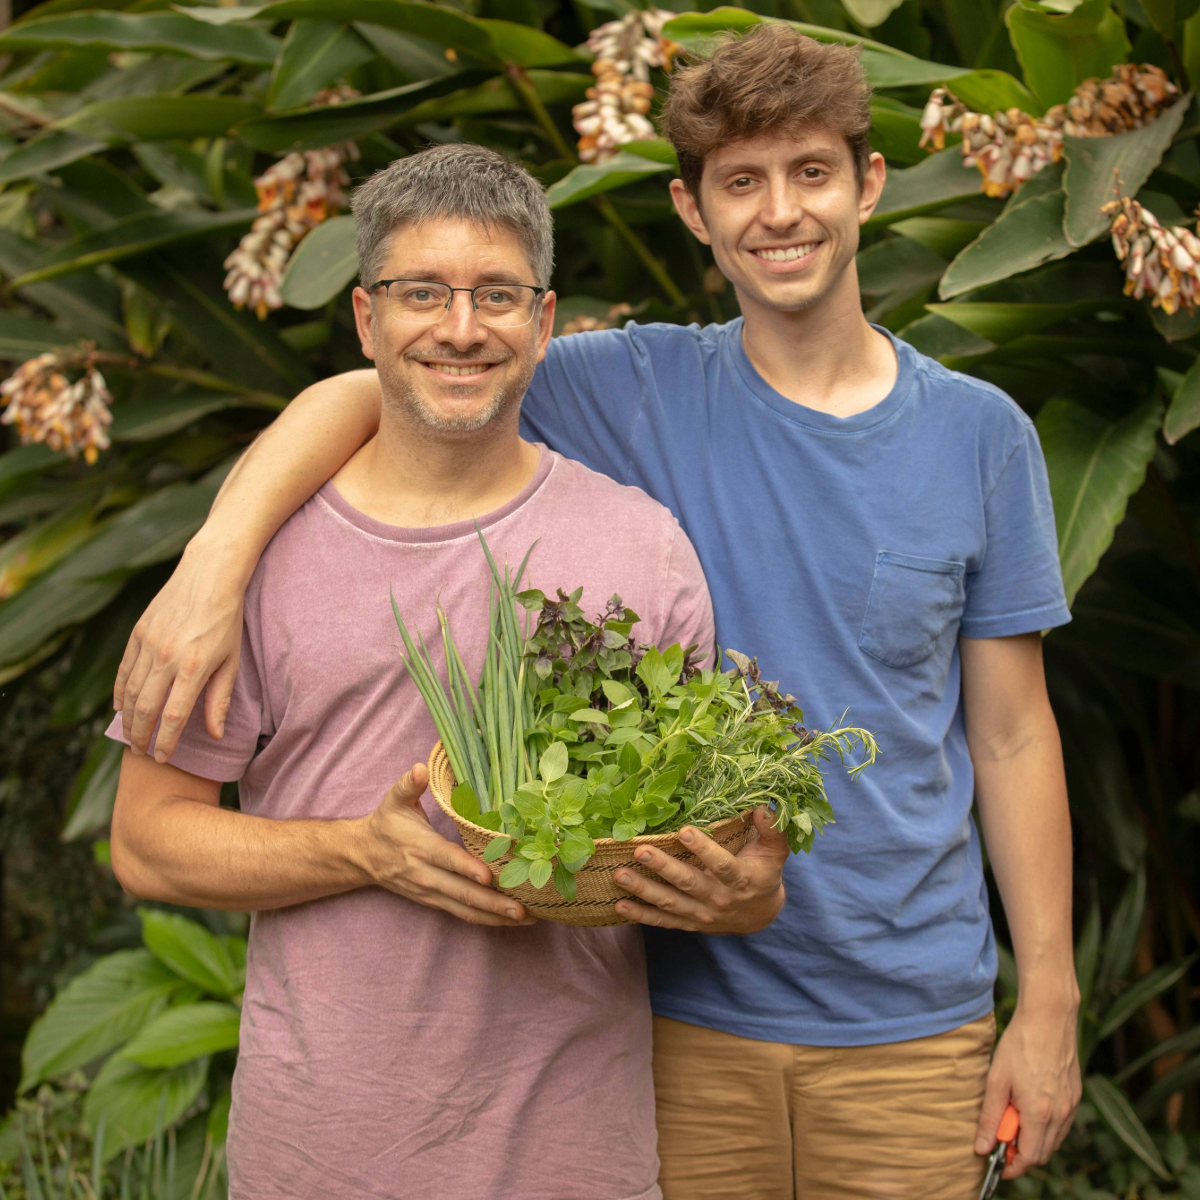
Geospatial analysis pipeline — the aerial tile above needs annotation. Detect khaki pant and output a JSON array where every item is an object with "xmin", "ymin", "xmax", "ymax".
[{"xmin": 652, "ymin": 1012, "xmax": 996, "ymax": 1200}]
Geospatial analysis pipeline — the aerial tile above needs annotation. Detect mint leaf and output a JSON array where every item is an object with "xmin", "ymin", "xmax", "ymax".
[
  {"xmin": 529, "ymin": 859, "xmax": 553, "ymax": 890},
  {"xmin": 482, "ymin": 836, "xmax": 511, "ymax": 863},
  {"xmin": 552, "ymin": 862, "xmax": 577, "ymax": 901},
  {"xmin": 498, "ymin": 859, "xmax": 530, "ymax": 888},
  {"xmin": 539, "ymin": 741, "xmax": 568, "ymax": 782}
]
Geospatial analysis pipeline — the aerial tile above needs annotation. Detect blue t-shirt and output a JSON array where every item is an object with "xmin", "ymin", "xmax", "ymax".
[{"xmin": 519, "ymin": 317, "xmax": 1071, "ymax": 1047}]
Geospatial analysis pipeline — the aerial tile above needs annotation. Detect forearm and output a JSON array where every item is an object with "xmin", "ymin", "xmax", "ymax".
[
  {"xmin": 972, "ymin": 713, "xmax": 1078, "ymax": 1013},
  {"xmin": 112, "ymin": 792, "xmax": 369, "ymax": 912},
  {"xmin": 197, "ymin": 369, "xmax": 383, "ymax": 588}
]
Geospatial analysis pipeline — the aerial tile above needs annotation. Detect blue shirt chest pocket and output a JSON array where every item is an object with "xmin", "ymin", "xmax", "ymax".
[{"xmin": 858, "ymin": 552, "xmax": 967, "ymax": 670}]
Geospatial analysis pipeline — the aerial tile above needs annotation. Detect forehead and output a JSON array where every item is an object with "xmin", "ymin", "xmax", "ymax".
[
  {"xmin": 376, "ymin": 216, "xmax": 533, "ymax": 282},
  {"xmin": 703, "ymin": 129, "xmax": 851, "ymax": 177}
]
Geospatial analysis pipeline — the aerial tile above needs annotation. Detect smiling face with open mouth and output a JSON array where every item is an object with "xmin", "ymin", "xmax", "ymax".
[
  {"xmin": 671, "ymin": 128, "xmax": 885, "ymax": 322},
  {"xmin": 352, "ymin": 216, "xmax": 554, "ymax": 436}
]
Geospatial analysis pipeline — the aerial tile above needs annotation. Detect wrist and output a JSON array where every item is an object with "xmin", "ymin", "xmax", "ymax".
[
  {"xmin": 184, "ymin": 523, "xmax": 262, "ymax": 592},
  {"xmin": 335, "ymin": 816, "xmax": 377, "ymax": 890},
  {"xmin": 1015, "ymin": 971, "xmax": 1080, "ymax": 1017}
]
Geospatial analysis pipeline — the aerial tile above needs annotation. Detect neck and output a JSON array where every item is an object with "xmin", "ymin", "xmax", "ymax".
[
  {"xmin": 736, "ymin": 266, "xmax": 897, "ymax": 419},
  {"xmin": 332, "ymin": 407, "xmax": 540, "ymax": 528}
]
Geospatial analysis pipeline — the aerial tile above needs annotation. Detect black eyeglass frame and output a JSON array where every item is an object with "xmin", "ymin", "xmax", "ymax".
[{"xmin": 366, "ymin": 279, "xmax": 547, "ymax": 326}]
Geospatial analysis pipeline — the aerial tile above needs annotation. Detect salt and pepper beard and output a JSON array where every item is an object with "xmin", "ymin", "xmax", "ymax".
[{"xmin": 373, "ymin": 310, "xmax": 539, "ymax": 436}]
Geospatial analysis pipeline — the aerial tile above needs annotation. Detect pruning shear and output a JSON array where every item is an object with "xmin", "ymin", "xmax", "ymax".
[{"xmin": 979, "ymin": 1105, "xmax": 1020, "ymax": 1199}]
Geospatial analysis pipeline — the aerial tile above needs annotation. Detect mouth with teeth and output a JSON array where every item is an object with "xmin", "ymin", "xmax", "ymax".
[
  {"xmin": 415, "ymin": 360, "xmax": 501, "ymax": 381},
  {"xmin": 751, "ymin": 242, "xmax": 822, "ymax": 265}
]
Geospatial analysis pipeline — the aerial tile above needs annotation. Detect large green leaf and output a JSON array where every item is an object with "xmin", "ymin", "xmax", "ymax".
[
  {"xmin": 856, "ymin": 235, "xmax": 947, "ymax": 294},
  {"xmin": 0, "ymin": 131, "xmax": 107, "ymax": 187},
  {"xmin": 62, "ymin": 735, "xmax": 123, "ymax": 842},
  {"xmin": 19, "ymin": 949, "xmax": 181, "ymax": 1092},
  {"xmin": 1062, "ymin": 99, "xmax": 1191, "ymax": 248},
  {"xmin": 1096, "ymin": 865, "xmax": 1145, "ymax": 999},
  {"xmin": 0, "ymin": 13, "xmax": 281, "ymax": 63},
  {"xmin": 547, "ymin": 152, "xmax": 673, "ymax": 209},
  {"xmin": 1083, "ymin": 1075, "xmax": 1169, "ymax": 1180},
  {"xmin": 111, "ymin": 392, "xmax": 274, "ymax": 442},
  {"xmin": 1036, "ymin": 397, "xmax": 1162, "ymax": 605},
  {"xmin": 57, "ymin": 96, "xmax": 261, "ymax": 144},
  {"xmin": 1163, "ymin": 359, "xmax": 1200, "ymax": 444},
  {"xmin": 867, "ymin": 149, "xmax": 985, "ymax": 227},
  {"xmin": 268, "ymin": 20, "xmax": 377, "ymax": 111},
  {"xmin": 897, "ymin": 311, "xmax": 996, "ymax": 359},
  {"xmin": 354, "ymin": 22, "xmax": 460, "ymax": 81},
  {"xmin": 1142, "ymin": 0, "xmax": 1200, "ymax": 36},
  {"xmin": 938, "ymin": 191, "xmax": 1072, "ymax": 299},
  {"xmin": 280, "ymin": 214, "xmax": 359, "ymax": 309},
  {"xmin": 9, "ymin": 207, "xmax": 257, "ymax": 288},
  {"xmin": 140, "ymin": 909, "xmax": 244, "ymax": 999},
  {"xmin": 841, "ymin": 0, "xmax": 905, "ymax": 26},
  {"xmin": 120, "ymin": 1002, "xmax": 242, "ymax": 1069},
  {"xmin": 0, "ymin": 312, "xmax": 75, "ymax": 358},
  {"xmin": 1006, "ymin": 0, "xmax": 1131, "ymax": 110},
  {"xmin": 944, "ymin": 69, "xmax": 1041, "ymax": 116},
  {"xmin": 397, "ymin": 70, "xmax": 590, "ymax": 127},
  {"xmin": 925, "ymin": 299, "xmax": 1111, "ymax": 342},
  {"xmin": 1096, "ymin": 957, "xmax": 1198, "ymax": 1042},
  {"xmin": 83, "ymin": 1054, "xmax": 209, "ymax": 1161}
]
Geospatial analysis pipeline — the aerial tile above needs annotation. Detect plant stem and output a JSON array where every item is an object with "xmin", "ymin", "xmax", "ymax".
[
  {"xmin": 506, "ymin": 63, "xmax": 577, "ymax": 161},
  {"xmin": 592, "ymin": 195, "xmax": 686, "ymax": 306}
]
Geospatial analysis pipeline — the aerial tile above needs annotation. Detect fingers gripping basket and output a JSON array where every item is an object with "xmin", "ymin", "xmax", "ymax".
[{"xmin": 428, "ymin": 741, "xmax": 755, "ymax": 927}]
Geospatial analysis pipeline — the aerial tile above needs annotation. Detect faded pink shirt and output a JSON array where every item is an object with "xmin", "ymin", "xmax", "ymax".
[{"xmin": 109, "ymin": 447, "xmax": 714, "ymax": 1200}]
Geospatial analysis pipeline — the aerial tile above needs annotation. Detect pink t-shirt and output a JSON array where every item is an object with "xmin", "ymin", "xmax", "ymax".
[{"xmin": 109, "ymin": 447, "xmax": 713, "ymax": 1200}]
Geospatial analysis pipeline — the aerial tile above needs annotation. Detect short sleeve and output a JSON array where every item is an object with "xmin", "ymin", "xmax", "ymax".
[
  {"xmin": 960, "ymin": 420, "xmax": 1072, "ymax": 639},
  {"xmin": 657, "ymin": 521, "xmax": 716, "ymax": 668},
  {"xmin": 519, "ymin": 328, "xmax": 647, "ymax": 482},
  {"xmin": 105, "ymin": 625, "xmax": 267, "ymax": 783}
]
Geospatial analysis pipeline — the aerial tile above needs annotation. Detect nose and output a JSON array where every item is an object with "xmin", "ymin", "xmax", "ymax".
[
  {"xmin": 431, "ymin": 290, "xmax": 489, "ymax": 351},
  {"xmin": 759, "ymin": 175, "xmax": 806, "ymax": 233}
]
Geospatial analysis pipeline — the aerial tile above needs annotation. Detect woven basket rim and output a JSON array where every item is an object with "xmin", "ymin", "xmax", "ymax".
[{"xmin": 427, "ymin": 740, "xmax": 749, "ymax": 846}]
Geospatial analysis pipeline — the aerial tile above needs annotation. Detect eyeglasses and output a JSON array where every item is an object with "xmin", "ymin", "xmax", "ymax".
[{"xmin": 367, "ymin": 279, "xmax": 546, "ymax": 329}]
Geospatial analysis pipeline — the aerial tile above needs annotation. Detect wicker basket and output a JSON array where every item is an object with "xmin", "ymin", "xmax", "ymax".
[{"xmin": 427, "ymin": 741, "xmax": 754, "ymax": 927}]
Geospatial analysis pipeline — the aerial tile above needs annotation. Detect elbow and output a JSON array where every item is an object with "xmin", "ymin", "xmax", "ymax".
[{"xmin": 109, "ymin": 832, "xmax": 158, "ymax": 900}]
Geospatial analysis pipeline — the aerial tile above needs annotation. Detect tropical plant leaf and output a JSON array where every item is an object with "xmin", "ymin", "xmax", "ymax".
[
  {"xmin": 61, "ymin": 735, "xmax": 123, "ymax": 842},
  {"xmin": 1005, "ymin": 0, "xmax": 1131, "ymax": 110},
  {"xmin": 1117, "ymin": 1023, "xmax": 1200, "ymax": 1083},
  {"xmin": 868, "ymin": 149, "xmax": 986, "ymax": 227},
  {"xmin": 19, "ymin": 949, "xmax": 181, "ymax": 1092},
  {"xmin": 547, "ymin": 152, "xmax": 673, "ymax": 209},
  {"xmin": 120, "ymin": 1002, "xmax": 242, "ymax": 1069},
  {"xmin": 57, "ymin": 96, "xmax": 261, "ymax": 144},
  {"xmin": 943, "ymin": 69, "xmax": 1041, "ymax": 116},
  {"xmin": 139, "ymin": 909, "xmax": 244, "ymax": 999},
  {"xmin": 1096, "ymin": 957, "xmax": 1199, "ymax": 1043},
  {"xmin": 841, "ymin": 0, "xmax": 905, "ymax": 26},
  {"xmin": 0, "ymin": 130, "xmax": 108, "ymax": 186},
  {"xmin": 9, "ymin": 208, "xmax": 257, "ymax": 288},
  {"xmin": 897, "ymin": 312, "xmax": 996, "ymax": 359},
  {"xmin": 1134, "ymin": 1053, "xmax": 1200, "ymax": 1117},
  {"xmin": 1083, "ymin": 1075, "xmax": 1170, "ymax": 1179},
  {"xmin": 268, "ymin": 20, "xmax": 377, "ymax": 111},
  {"xmin": 112, "ymin": 392, "xmax": 274, "ymax": 442},
  {"xmin": 925, "ymin": 299, "xmax": 1110, "ymax": 341},
  {"xmin": 1037, "ymin": 397, "xmax": 1163, "ymax": 605},
  {"xmin": 280, "ymin": 214, "xmax": 359, "ymax": 309},
  {"xmin": 1075, "ymin": 895, "xmax": 1102, "ymax": 1017},
  {"xmin": 1162, "ymin": 352, "xmax": 1200, "ymax": 445},
  {"xmin": 1096, "ymin": 865, "xmax": 1146, "ymax": 999},
  {"xmin": 1062, "ymin": 98, "xmax": 1191, "ymax": 248},
  {"xmin": 0, "ymin": 13, "xmax": 281, "ymax": 63},
  {"xmin": 620, "ymin": 138, "xmax": 679, "ymax": 167},
  {"xmin": 0, "ymin": 312, "xmax": 76, "ymax": 358},
  {"xmin": 857, "ymin": 235, "xmax": 947, "ymax": 294},
  {"xmin": 354, "ymin": 22, "xmax": 460, "ymax": 80},
  {"xmin": 938, "ymin": 191, "xmax": 1072, "ymax": 298},
  {"xmin": 83, "ymin": 1054, "xmax": 209, "ymax": 1161},
  {"xmin": 397, "ymin": 70, "xmax": 590, "ymax": 128}
]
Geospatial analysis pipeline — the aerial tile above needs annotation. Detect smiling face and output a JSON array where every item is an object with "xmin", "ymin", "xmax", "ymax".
[
  {"xmin": 351, "ymin": 216, "xmax": 555, "ymax": 436},
  {"xmin": 670, "ymin": 128, "xmax": 885, "ymax": 319}
]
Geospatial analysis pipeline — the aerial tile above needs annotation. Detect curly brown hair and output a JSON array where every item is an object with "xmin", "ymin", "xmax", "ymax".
[{"xmin": 660, "ymin": 23, "xmax": 873, "ymax": 196}]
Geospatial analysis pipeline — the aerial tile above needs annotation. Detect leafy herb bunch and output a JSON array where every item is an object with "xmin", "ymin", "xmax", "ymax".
[{"xmin": 393, "ymin": 533, "xmax": 877, "ymax": 902}]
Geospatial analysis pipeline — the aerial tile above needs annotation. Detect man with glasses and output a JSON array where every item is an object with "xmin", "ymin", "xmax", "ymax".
[{"xmin": 105, "ymin": 145, "xmax": 780, "ymax": 1200}]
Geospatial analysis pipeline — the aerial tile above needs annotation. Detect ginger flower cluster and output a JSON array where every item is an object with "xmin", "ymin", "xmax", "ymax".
[
  {"xmin": 558, "ymin": 302, "xmax": 633, "ymax": 336},
  {"xmin": 1105, "ymin": 194, "xmax": 1200, "ymax": 316},
  {"xmin": 223, "ymin": 88, "xmax": 360, "ymax": 319},
  {"xmin": 918, "ymin": 64, "xmax": 1179, "ymax": 199},
  {"xmin": 0, "ymin": 344, "xmax": 113, "ymax": 463},
  {"xmin": 572, "ymin": 11, "xmax": 677, "ymax": 163}
]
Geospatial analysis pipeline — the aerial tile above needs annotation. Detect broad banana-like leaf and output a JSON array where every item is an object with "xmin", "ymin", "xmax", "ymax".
[
  {"xmin": 889, "ymin": 217, "xmax": 987, "ymax": 258},
  {"xmin": 856, "ymin": 236, "xmax": 947, "ymax": 295},
  {"xmin": 869, "ymin": 97, "xmax": 925, "ymax": 165},
  {"xmin": 1062, "ymin": 97, "xmax": 1191, "ymax": 247},
  {"xmin": 140, "ymin": 909, "xmax": 245, "ymax": 999},
  {"xmin": 1083, "ymin": 1075, "xmax": 1170, "ymax": 1179},
  {"xmin": 1138, "ymin": 0, "xmax": 1200, "ymax": 36},
  {"xmin": 547, "ymin": 152, "xmax": 673, "ymax": 209},
  {"xmin": 1006, "ymin": 0, "xmax": 1130, "ymax": 110},
  {"xmin": 0, "ymin": 502, "xmax": 94, "ymax": 600},
  {"xmin": 1163, "ymin": 359, "xmax": 1200, "ymax": 444},
  {"xmin": 925, "ymin": 299, "xmax": 1110, "ymax": 342},
  {"xmin": 353, "ymin": 22, "xmax": 460, "ymax": 81},
  {"xmin": 867, "ymin": 149, "xmax": 985, "ymax": 227},
  {"xmin": 620, "ymin": 138, "xmax": 678, "ymax": 166},
  {"xmin": 268, "ymin": 20, "xmax": 377, "ymax": 111},
  {"xmin": 19, "ymin": 949, "xmax": 182, "ymax": 1092},
  {"xmin": 61, "ymin": 735, "xmax": 123, "ymax": 842},
  {"xmin": 56, "ymin": 95, "xmax": 260, "ymax": 144},
  {"xmin": 0, "ymin": 13, "xmax": 281, "ymax": 63},
  {"xmin": 84, "ymin": 1054, "xmax": 209, "ymax": 1161},
  {"xmin": 897, "ymin": 312, "xmax": 996, "ymax": 359},
  {"xmin": 0, "ymin": 130, "xmax": 107, "ymax": 186},
  {"xmin": 0, "ymin": 311, "xmax": 76, "ymax": 358},
  {"xmin": 280, "ymin": 214, "xmax": 359, "ymax": 309},
  {"xmin": 842, "ymin": 0, "xmax": 905, "ymax": 26},
  {"xmin": 1037, "ymin": 396, "xmax": 1162, "ymax": 605},
  {"xmin": 938, "ymin": 191, "xmax": 1072, "ymax": 299},
  {"xmin": 9, "ymin": 207, "xmax": 258, "ymax": 288},
  {"xmin": 120, "ymin": 1002, "xmax": 242, "ymax": 1069},
  {"xmin": 112, "ymin": 392, "xmax": 275, "ymax": 442}
]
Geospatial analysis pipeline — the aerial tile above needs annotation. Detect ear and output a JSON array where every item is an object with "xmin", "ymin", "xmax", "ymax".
[
  {"xmin": 669, "ymin": 178, "xmax": 712, "ymax": 246},
  {"xmin": 535, "ymin": 290, "xmax": 557, "ymax": 363},
  {"xmin": 352, "ymin": 286, "xmax": 377, "ymax": 361},
  {"xmin": 857, "ymin": 152, "xmax": 887, "ymax": 226}
]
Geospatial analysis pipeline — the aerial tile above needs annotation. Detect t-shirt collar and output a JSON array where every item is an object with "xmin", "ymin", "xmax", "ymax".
[{"xmin": 725, "ymin": 316, "xmax": 917, "ymax": 434}]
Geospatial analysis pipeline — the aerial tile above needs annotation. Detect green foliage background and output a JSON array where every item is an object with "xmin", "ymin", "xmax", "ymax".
[{"xmin": 0, "ymin": 0, "xmax": 1198, "ymax": 1194}]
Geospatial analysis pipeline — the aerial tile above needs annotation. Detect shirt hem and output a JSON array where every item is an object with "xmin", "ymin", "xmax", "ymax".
[
  {"xmin": 959, "ymin": 602, "xmax": 1072, "ymax": 639},
  {"xmin": 647, "ymin": 989, "xmax": 996, "ymax": 1048}
]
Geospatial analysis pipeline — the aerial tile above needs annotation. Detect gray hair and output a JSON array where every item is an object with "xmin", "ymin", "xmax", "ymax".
[{"xmin": 351, "ymin": 143, "xmax": 554, "ymax": 290}]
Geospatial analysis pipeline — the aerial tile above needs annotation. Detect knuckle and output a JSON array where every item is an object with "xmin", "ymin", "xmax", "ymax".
[
  {"xmin": 152, "ymin": 642, "xmax": 177, "ymax": 670},
  {"xmin": 178, "ymin": 652, "xmax": 204, "ymax": 678},
  {"xmin": 133, "ymin": 699, "xmax": 156, "ymax": 721}
]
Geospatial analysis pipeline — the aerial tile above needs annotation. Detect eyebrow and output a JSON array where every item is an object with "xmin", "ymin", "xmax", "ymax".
[
  {"xmin": 716, "ymin": 148, "xmax": 843, "ymax": 174},
  {"xmin": 385, "ymin": 270, "xmax": 530, "ymax": 285}
]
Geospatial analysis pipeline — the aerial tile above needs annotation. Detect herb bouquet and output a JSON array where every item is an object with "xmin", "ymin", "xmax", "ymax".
[{"xmin": 393, "ymin": 532, "xmax": 877, "ymax": 926}]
